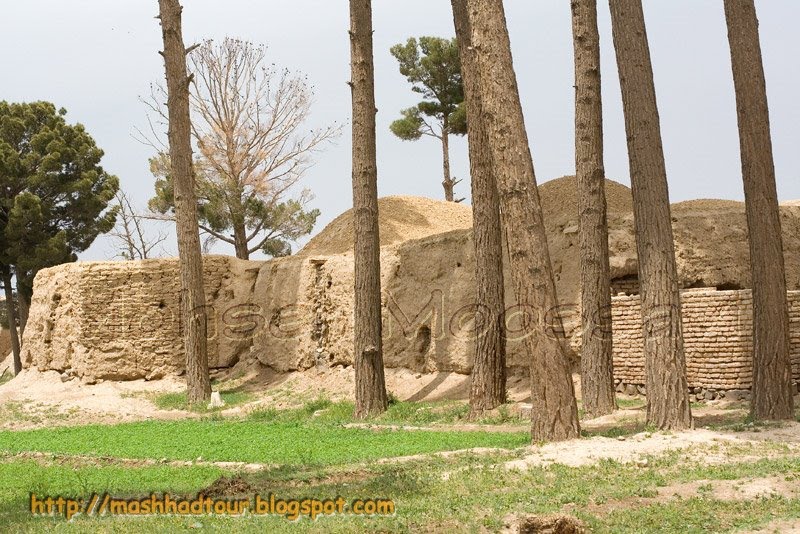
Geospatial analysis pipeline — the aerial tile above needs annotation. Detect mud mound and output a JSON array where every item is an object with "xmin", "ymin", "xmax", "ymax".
[
  {"xmin": 299, "ymin": 196, "xmax": 473, "ymax": 256},
  {"xmin": 302, "ymin": 178, "xmax": 631, "ymax": 257},
  {"xmin": 673, "ymin": 198, "xmax": 744, "ymax": 211},
  {"xmin": 539, "ymin": 175, "xmax": 634, "ymax": 222},
  {"xmin": 782, "ymin": 199, "xmax": 800, "ymax": 207}
]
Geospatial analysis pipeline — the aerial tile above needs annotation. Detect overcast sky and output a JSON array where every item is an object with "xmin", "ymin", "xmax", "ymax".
[{"xmin": 2, "ymin": 0, "xmax": 798, "ymax": 261}]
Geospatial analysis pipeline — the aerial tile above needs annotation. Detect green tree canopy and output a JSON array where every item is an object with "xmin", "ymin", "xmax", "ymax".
[
  {"xmin": 148, "ymin": 153, "xmax": 320, "ymax": 258},
  {"xmin": 390, "ymin": 37, "xmax": 466, "ymax": 201},
  {"xmin": 0, "ymin": 101, "xmax": 119, "ymax": 301}
]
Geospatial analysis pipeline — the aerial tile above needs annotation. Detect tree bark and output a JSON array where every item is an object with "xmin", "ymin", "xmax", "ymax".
[
  {"xmin": 158, "ymin": 0, "xmax": 211, "ymax": 404},
  {"xmin": 15, "ymin": 284, "xmax": 29, "ymax": 341},
  {"xmin": 451, "ymin": 0, "xmax": 507, "ymax": 417},
  {"xmin": 724, "ymin": 0, "xmax": 794, "ymax": 421},
  {"xmin": 572, "ymin": 0, "xmax": 616, "ymax": 418},
  {"xmin": 609, "ymin": 0, "xmax": 692, "ymax": 429},
  {"xmin": 233, "ymin": 222, "xmax": 250, "ymax": 260},
  {"xmin": 2, "ymin": 270, "xmax": 21, "ymax": 375},
  {"xmin": 350, "ymin": 0, "xmax": 388, "ymax": 419},
  {"xmin": 465, "ymin": 0, "xmax": 580, "ymax": 442},
  {"xmin": 441, "ymin": 117, "xmax": 456, "ymax": 202}
]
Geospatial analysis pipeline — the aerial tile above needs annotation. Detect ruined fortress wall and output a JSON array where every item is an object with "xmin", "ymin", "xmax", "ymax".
[
  {"xmin": 20, "ymin": 253, "xmax": 800, "ymax": 391},
  {"xmin": 20, "ymin": 253, "xmax": 400, "ymax": 382},
  {"xmin": 611, "ymin": 290, "xmax": 800, "ymax": 390},
  {"xmin": 22, "ymin": 256, "xmax": 264, "ymax": 381}
]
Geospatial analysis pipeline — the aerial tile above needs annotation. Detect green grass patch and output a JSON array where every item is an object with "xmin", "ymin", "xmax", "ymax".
[
  {"xmin": 584, "ymin": 497, "xmax": 800, "ymax": 533},
  {"xmin": 0, "ymin": 460, "xmax": 227, "ymax": 528},
  {"xmin": 153, "ymin": 390, "xmax": 254, "ymax": 412},
  {"xmin": 0, "ymin": 370, "xmax": 13, "ymax": 387},
  {"xmin": 0, "ymin": 438, "xmax": 798, "ymax": 532},
  {"xmin": 247, "ymin": 398, "xmax": 525, "ymax": 427},
  {"xmin": 616, "ymin": 397, "xmax": 646, "ymax": 409},
  {"xmin": 0, "ymin": 420, "xmax": 528, "ymax": 466}
]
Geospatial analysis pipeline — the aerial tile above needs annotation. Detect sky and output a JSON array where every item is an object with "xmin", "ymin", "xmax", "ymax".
[{"xmin": 2, "ymin": 0, "xmax": 798, "ymax": 261}]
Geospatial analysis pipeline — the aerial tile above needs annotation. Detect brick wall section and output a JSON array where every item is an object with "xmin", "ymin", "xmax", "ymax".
[{"xmin": 611, "ymin": 289, "xmax": 800, "ymax": 389}]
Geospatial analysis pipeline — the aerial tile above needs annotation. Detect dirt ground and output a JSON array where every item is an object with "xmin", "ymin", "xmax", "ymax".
[{"xmin": 0, "ymin": 362, "xmax": 520, "ymax": 430}]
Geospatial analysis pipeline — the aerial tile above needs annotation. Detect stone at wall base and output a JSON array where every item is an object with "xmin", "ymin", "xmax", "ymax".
[
  {"xmin": 726, "ymin": 390, "xmax": 750, "ymax": 402},
  {"xmin": 616, "ymin": 383, "xmax": 751, "ymax": 403}
]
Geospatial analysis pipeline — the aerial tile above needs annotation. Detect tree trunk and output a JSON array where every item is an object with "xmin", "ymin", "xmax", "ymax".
[
  {"xmin": 158, "ymin": 0, "xmax": 211, "ymax": 405},
  {"xmin": 466, "ymin": 0, "xmax": 580, "ymax": 442},
  {"xmin": 2, "ymin": 271, "xmax": 21, "ymax": 375},
  {"xmin": 441, "ymin": 123, "xmax": 455, "ymax": 202},
  {"xmin": 572, "ymin": 0, "xmax": 616, "ymax": 418},
  {"xmin": 451, "ymin": 0, "xmax": 507, "ymax": 417},
  {"xmin": 350, "ymin": 0, "xmax": 388, "ymax": 419},
  {"xmin": 724, "ymin": 0, "xmax": 794, "ymax": 421},
  {"xmin": 609, "ymin": 0, "xmax": 692, "ymax": 430},
  {"xmin": 16, "ymin": 279, "xmax": 29, "ymax": 340},
  {"xmin": 233, "ymin": 222, "xmax": 250, "ymax": 260}
]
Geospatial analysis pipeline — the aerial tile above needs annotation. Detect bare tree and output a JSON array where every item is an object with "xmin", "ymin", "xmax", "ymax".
[
  {"xmin": 145, "ymin": 39, "xmax": 339, "ymax": 260},
  {"xmin": 350, "ymin": 0, "xmax": 388, "ymax": 419},
  {"xmin": 157, "ymin": 0, "xmax": 211, "ymax": 404},
  {"xmin": 572, "ymin": 0, "xmax": 616, "ymax": 418},
  {"xmin": 109, "ymin": 191, "xmax": 167, "ymax": 260},
  {"xmin": 451, "ymin": 0, "xmax": 507, "ymax": 417},
  {"xmin": 466, "ymin": 0, "xmax": 580, "ymax": 442},
  {"xmin": 609, "ymin": 0, "xmax": 692, "ymax": 429},
  {"xmin": 724, "ymin": 0, "xmax": 794, "ymax": 421}
]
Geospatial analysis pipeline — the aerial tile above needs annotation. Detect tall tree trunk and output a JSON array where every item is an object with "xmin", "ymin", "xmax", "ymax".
[
  {"xmin": 233, "ymin": 222, "xmax": 250, "ymax": 260},
  {"xmin": 572, "ymin": 0, "xmax": 616, "ymax": 418},
  {"xmin": 466, "ymin": 0, "xmax": 580, "ymax": 442},
  {"xmin": 350, "ymin": 0, "xmax": 388, "ymax": 419},
  {"xmin": 158, "ymin": 0, "xmax": 211, "ymax": 404},
  {"xmin": 2, "ymin": 270, "xmax": 21, "ymax": 375},
  {"xmin": 16, "ymin": 279, "xmax": 29, "ymax": 340},
  {"xmin": 452, "ymin": 0, "xmax": 507, "ymax": 417},
  {"xmin": 441, "ymin": 121, "xmax": 455, "ymax": 202},
  {"xmin": 724, "ymin": 0, "xmax": 794, "ymax": 421},
  {"xmin": 609, "ymin": 0, "xmax": 692, "ymax": 430}
]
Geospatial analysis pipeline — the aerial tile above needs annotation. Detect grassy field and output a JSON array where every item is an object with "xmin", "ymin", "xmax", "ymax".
[
  {"xmin": 0, "ymin": 398, "xmax": 798, "ymax": 532},
  {"xmin": 0, "ymin": 419, "xmax": 527, "ymax": 466}
]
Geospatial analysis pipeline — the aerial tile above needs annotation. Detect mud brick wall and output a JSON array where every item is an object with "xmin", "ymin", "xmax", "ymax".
[
  {"xmin": 21, "ymin": 256, "xmax": 264, "ymax": 381},
  {"xmin": 611, "ymin": 289, "xmax": 800, "ymax": 390}
]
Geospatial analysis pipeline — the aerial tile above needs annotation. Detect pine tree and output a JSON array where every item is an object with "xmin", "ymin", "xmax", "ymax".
[
  {"xmin": 390, "ymin": 37, "xmax": 466, "ymax": 201},
  {"xmin": 0, "ymin": 101, "xmax": 119, "ymax": 372}
]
